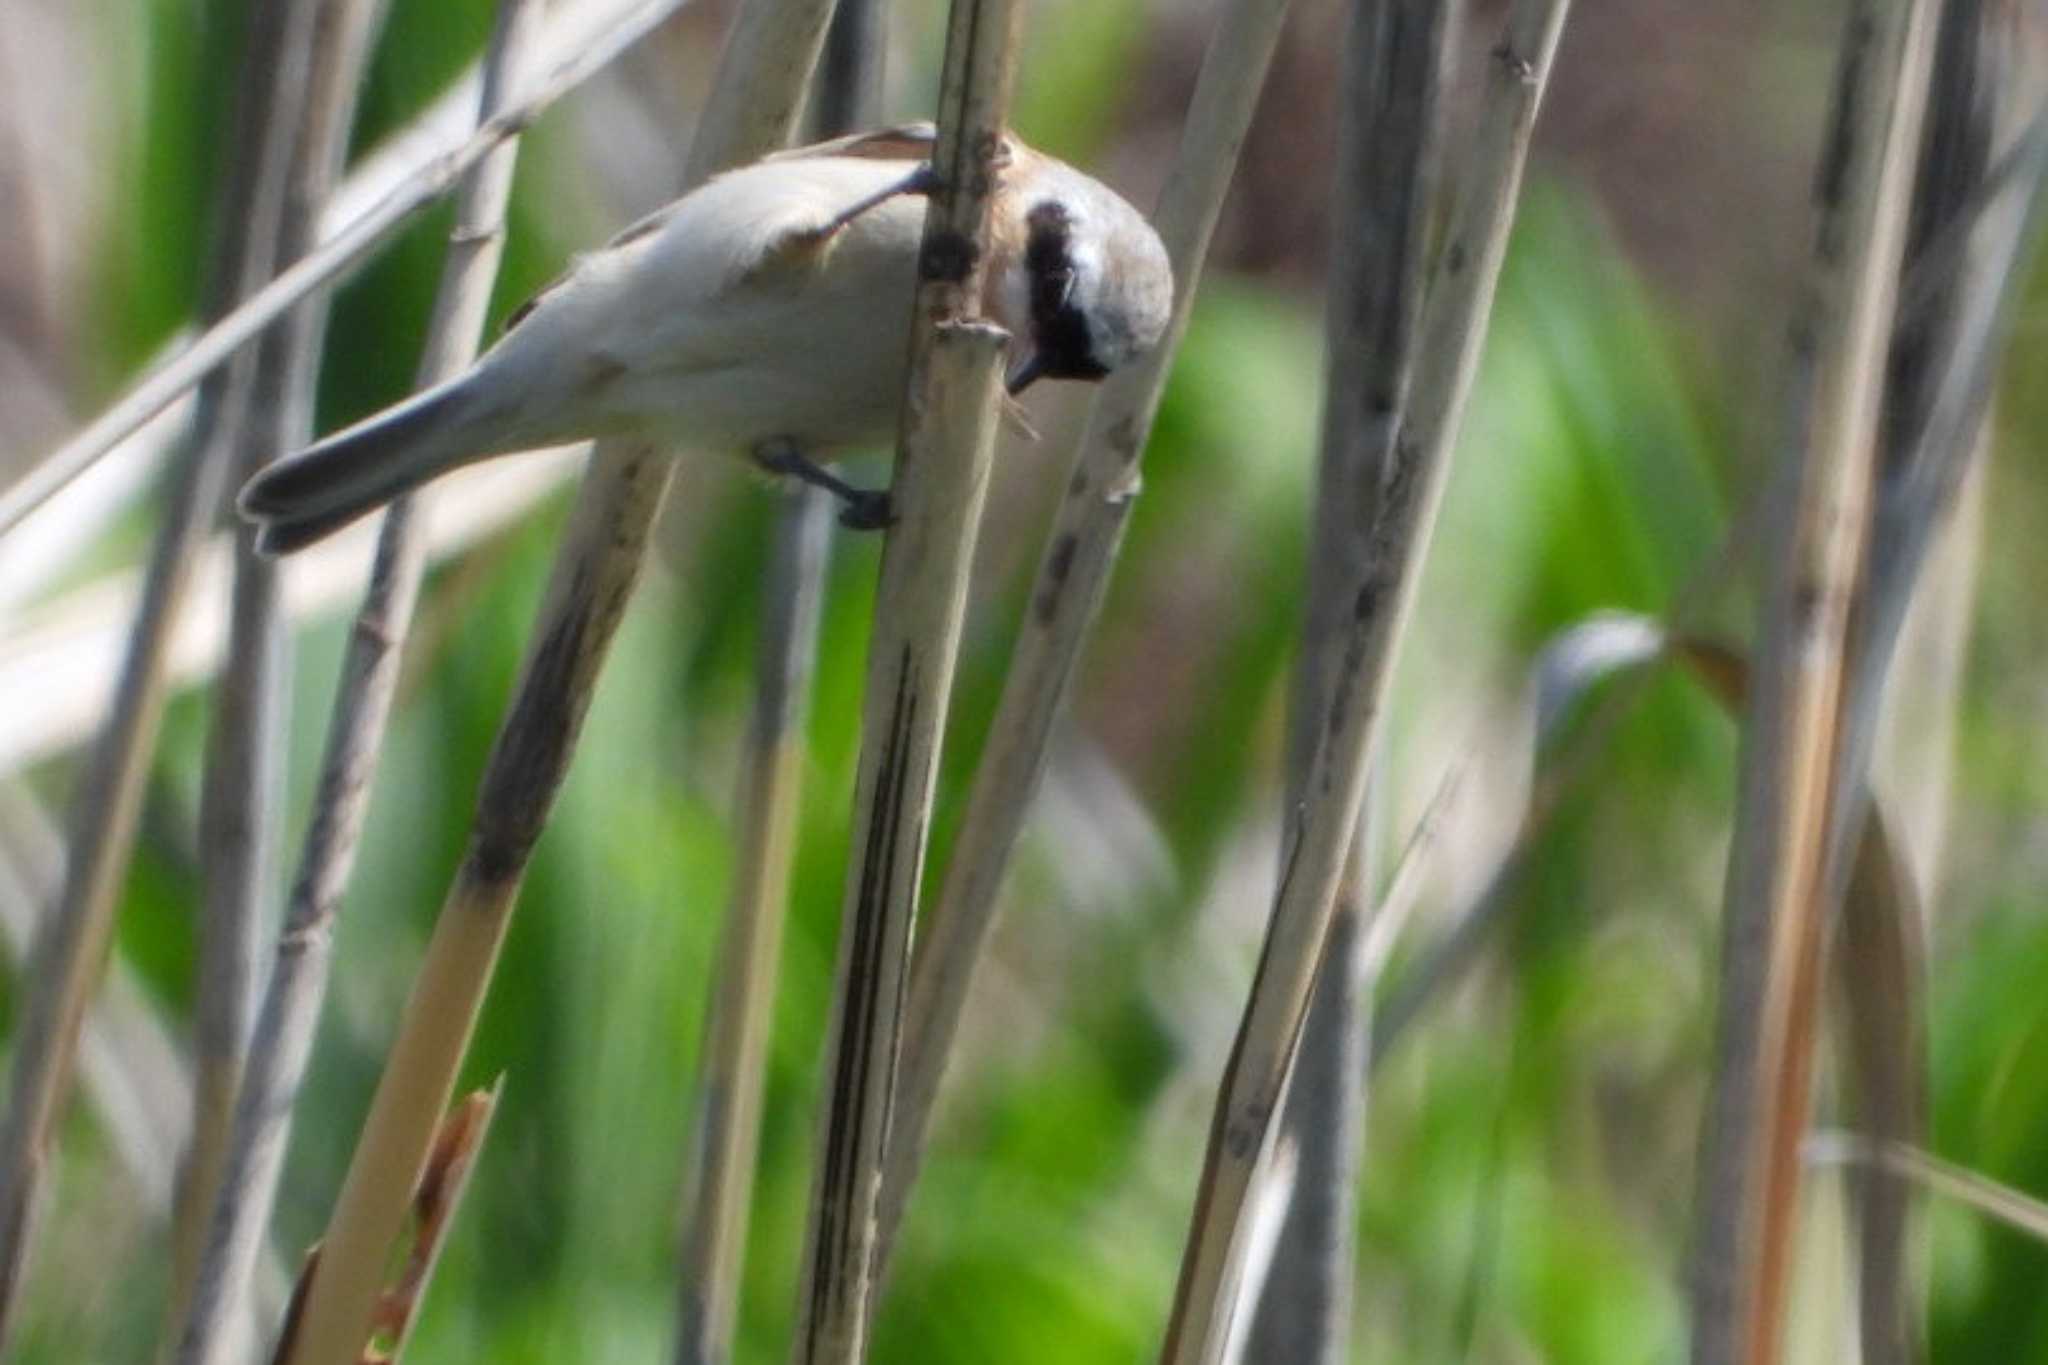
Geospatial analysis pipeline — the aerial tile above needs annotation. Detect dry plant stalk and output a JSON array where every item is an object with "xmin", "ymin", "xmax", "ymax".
[
  {"xmin": 264, "ymin": 1089, "xmax": 499, "ymax": 1365},
  {"xmin": 674, "ymin": 489, "xmax": 835, "ymax": 1365},
  {"xmin": 673, "ymin": 3, "xmax": 883, "ymax": 1355},
  {"xmin": 171, "ymin": 4, "xmax": 543, "ymax": 1360},
  {"xmin": 878, "ymin": 0, "xmax": 1297, "ymax": 1256},
  {"xmin": 788, "ymin": 0, "xmax": 1021, "ymax": 1350},
  {"xmin": 367, "ymin": 1085, "xmax": 501, "ymax": 1362},
  {"xmin": 176, "ymin": 0, "xmax": 388, "ymax": 1340},
  {"xmin": 1157, "ymin": 1, "xmax": 1570, "ymax": 1358},
  {"xmin": 1684, "ymin": 0, "xmax": 1943, "ymax": 1357},
  {"xmin": 0, "ymin": 0, "xmax": 698, "ymax": 539},
  {"xmin": 279, "ymin": 0, "xmax": 844, "ymax": 1357},
  {"xmin": 0, "ymin": 0, "xmax": 330, "ymax": 1334},
  {"xmin": 1245, "ymin": 0, "xmax": 1448, "ymax": 1354}
]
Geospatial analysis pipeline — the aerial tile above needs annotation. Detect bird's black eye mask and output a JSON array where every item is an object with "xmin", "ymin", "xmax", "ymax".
[{"xmin": 1010, "ymin": 200, "xmax": 1109, "ymax": 394}]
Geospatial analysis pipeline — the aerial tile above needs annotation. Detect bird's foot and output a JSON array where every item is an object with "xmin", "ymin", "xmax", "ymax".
[
  {"xmin": 837, "ymin": 488, "xmax": 896, "ymax": 532},
  {"xmin": 754, "ymin": 441, "xmax": 895, "ymax": 532}
]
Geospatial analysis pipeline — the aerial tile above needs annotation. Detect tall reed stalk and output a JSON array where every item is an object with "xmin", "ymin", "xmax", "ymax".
[
  {"xmin": 786, "ymin": 0, "xmax": 1020, "ymax": 1353},
  {"xmin": 173, "ymin": 0, "xmax": 388, "ymax": 1348},
  {"xmin": 170, "ymin": 3, "xmax": 544, "ymax": 1360},
  {"xmin": 0, "ymin": 0, "xmax": 331, "ymax": 1337},
  {"xmin": 1244, "ymin": 0, "xmax": 1449, "ymax": 1355},
  {"xmin": 1686, "ymin": 0, "xmax": 1943, "ymax": 1359},
  {"xmin": 277, "ymin": 0, "xmax": 842, "ymax": 1357},
  {"xmin": 672, "ymin": 3, "xmax": 885, "ymax": 1359},
  {"xmin": 877, "ymin": 0, "xmax": 1299, "ymax": 1260},
  {"xmin": 1158, "ymin": 0, "xmax": 1569, "ymax": 1356}
]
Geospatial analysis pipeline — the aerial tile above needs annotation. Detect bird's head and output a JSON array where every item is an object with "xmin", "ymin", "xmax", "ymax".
[{"xmin": 999, "ymin": 159, "xmax": 1173, "ymax": 396}]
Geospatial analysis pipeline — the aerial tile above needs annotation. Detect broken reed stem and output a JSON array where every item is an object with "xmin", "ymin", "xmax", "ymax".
[
  {"xmin": 672, "ymin": 3, "xmax": 882, "ymax": 1357},
  {"xmin": 1244, "ymin": 0, "xmax": 1449, "ymax": 1355},
  {"xmin": 788, "ymin": 0, "xmax": 1020, "ymax": 1353},
  {"xmin": 1157, "ymin": 1, "xmax": 1570, "ymax": 1359},
  {"xmin": 876, "ymin": 0, "xmax": 1297, "ymax": 1260},
  {"xmin": 674, "ymin": 489, "xmax": 835, "ymax": 1365},
  {"xmin": 0, "ymin": 0, "xmax": 326, "ymax": 1336},
  {"xmin": 1685, "ymin": 0, "xmax": 1943, "ymax": 1360},
  {"xmin": 0, "ymin": 0, "xmax": 698, "ymax": 539},
  {"xmin": 174, "ymin": 0, "xmax": 389, "ymax": 1345},
  {"xmin": 279, "ymin": 0, "xmax": 844, "ymax": 1356},
  {"xmin": 171, "ymin": 3, "xmax": 543, "ymax": 1361}
]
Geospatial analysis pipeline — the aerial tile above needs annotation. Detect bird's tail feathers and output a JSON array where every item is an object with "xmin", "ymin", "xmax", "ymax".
[{"xmin": 238, "ymin": 379, "xmax": 511, "ymax": 555}]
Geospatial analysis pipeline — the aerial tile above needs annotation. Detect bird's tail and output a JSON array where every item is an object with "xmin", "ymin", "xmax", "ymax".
[{"xmin": 238, "ymin": 377, "xmax": 513, "ymax": 555}]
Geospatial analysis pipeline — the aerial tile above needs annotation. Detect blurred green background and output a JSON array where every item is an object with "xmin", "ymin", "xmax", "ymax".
[{"xmin": 2, "ymin": 0, "xmax": 2046, "ymax": 1359}]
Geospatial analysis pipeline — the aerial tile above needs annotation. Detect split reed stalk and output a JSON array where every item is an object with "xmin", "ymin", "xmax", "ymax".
[
  {"xmin": 278, "ymin": 0, "xmax": 844, "ymax": 1357},
  {"xmin": 1156, "ymin": 0, "xmax": 1570, "ymax": 1357},
  {"xmin": 1684, "ymin": 0, "xmax": 1943, "ymax": 1359},
  {"xmin": 672, "ymin": 1, "xmax": 883, "ymax": 1357},
  {"xmin": 787, "ymin": 0, "xmax": 1021, "ymax": 1353},
  {"xmin": 877, "ymin": 0, "xmax": 1297, "ymax": 1258}
]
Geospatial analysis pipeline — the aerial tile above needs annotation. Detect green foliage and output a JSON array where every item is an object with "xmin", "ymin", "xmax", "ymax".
[{"xmin": 19, "ymin": 5, "xmax": 2048, "ymax": 1362}]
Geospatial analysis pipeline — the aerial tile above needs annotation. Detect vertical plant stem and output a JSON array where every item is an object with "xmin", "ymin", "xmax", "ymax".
[
  {"xmin": 787, "ymin": 1, "xmax": 1021, "ymax": 1353},
  {"xmin": 877, "ymin": 0, "xmax": 1297, "ymax": 1259},
  {"xmin": 169, "ymin": 3, "xmax": 544, "ymax": 1361},
  {"xmin": 174, "ymin": 0, "xmax": 388, "ymax": 1340},
  {"xmin": 673, "ymin": 493, "xmax": 832, "ymax": 1365},
  {"xmin": 1158, "ymin": 1, "xmax": 1569, "ymax": 1359},
  {"xmin": 1685, "ymin": 0, "xmax": 1942, "ymax": 1360},
  {"xmin": 0, "ymin": 0, "xmax": 322, "ymax": 1337},
  {"xmin": 0, "ymin": 787, "xmax": 190, "ymax": 1220},
  {"xmin": 1245, "ymin": 0, "xmax": 1449, "ymax": 1355},
  {"xmin": 673, "ymin": 5, "xmax": 885, "ymax": 1359},
  {"xmin": 279, "ymin": 0, "xmax": 842, "ymax": 1359}
]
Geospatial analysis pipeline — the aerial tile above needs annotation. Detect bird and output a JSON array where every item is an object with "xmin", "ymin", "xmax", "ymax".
[{"xmin": 237, "ymin": 122, "xmax": 1173, "ymax": 554}]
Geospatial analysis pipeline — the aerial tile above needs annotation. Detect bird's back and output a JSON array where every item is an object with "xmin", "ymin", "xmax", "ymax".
[{"xmin": 475, "ymin": 155, "xmax": 931, "ymax": 455}]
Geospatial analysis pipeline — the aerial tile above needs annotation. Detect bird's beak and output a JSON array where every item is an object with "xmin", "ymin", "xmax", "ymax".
[{"xmin": 1005, "ymin": 350, "xmax": 1048, "ymax": 396}]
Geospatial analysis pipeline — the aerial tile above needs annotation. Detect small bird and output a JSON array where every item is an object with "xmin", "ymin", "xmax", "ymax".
[{"xmin": 238, "ymin": 122, "xmax": 1173, "ymax": 554}]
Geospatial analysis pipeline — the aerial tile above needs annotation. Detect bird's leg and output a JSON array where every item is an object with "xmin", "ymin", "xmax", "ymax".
[
  {"xmin": 798, "ymin": 164, "xmax": 944, "ymax": 245},
  {"xmin": 753, "ymin": 440, "xmax": 895, "ymax": 530}
]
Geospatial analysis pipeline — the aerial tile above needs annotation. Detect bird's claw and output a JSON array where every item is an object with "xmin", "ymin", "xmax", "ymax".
[{"xmin": 838, "ymin": 489, "xmax": 896, "ymax": 532}]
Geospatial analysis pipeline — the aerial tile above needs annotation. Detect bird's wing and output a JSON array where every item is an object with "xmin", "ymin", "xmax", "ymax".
[
  {"xmin": 768, "ymin": 121, "xmax": 938, "ymax": 164},
  {"xmin": 767, "ymin": 121, "xmax": 1021, "ymax": 170}
]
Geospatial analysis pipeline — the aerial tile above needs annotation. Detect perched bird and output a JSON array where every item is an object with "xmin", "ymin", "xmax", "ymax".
[{"xmin": 238, "ymin": 122, "xmax": 1173, "ymax": 554}]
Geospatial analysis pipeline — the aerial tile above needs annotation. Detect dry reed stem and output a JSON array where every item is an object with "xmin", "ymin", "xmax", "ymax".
[
  {"xmin": 373, "ymin": 1085, "xmax": 501, "ymax": 1362},
  {"xmin": 174, "ymin": 0, "xmax": 389, "ymax": 1343},
  {"xmin": 878, "ymin": 0, "xmax": 1297, "ymax": 1257},
  {"xmin": 0, "ymin": 787, "xmax": 189, "ymax": 1218},
  {"xmin": 170, "ymin": 4, "xmax": 543, "ymax": 1360},
  {"xmin": 1675, "ymin": 636, "xmax": 1933, "ymax": 1365},
  {"xmin": 789, "ymin": 0, "xmax": 1021, "ymax": 1346},
  {"xmin": 1827, "ymin": 9, "xmax": 2029, "ymax": 1356},
  {"xmin": 1244, "ymin": 0, "xmax": 1448, "ymax": 1353},
  {"xmin": 1158, "ymin": 2, "xmax": 1569, "ymax": 1358},
  {"xmin": 673, "ymin": 6, "xmax": 882, "ymax": 1354},
  {"xmin": 0, "ymin": 0, "xmax": 697, "ymax": 539},
  {"xmin": 1806, "ymin": 1135, "xmax": 2048, "ymax": 1247},
  {"xmin": 280, "ymin": 0, "xmax": 843, "ymax": 1355},
  {"xmin": 1685, "ymin": 0, "xmax": 1942, "ymax": 1356},
  {"xmin": 0, "ymin": 0, "xmax": 327, "ymax": 1334},
  {"xmin": 674, "ymin": 491, "xmax": 834, "ymax": 1365}
]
